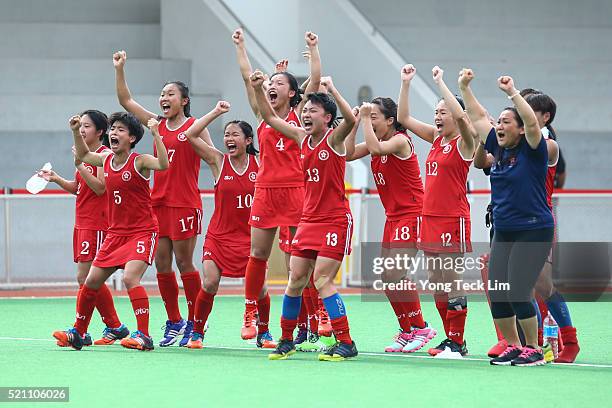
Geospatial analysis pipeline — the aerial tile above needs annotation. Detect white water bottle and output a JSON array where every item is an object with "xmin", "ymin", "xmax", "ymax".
[
  {"xmin": 26, "ymin": 162, "xmax": 52, "ymax": 194},
  {"xmin": 543, "ymin": 311, "xmax": 559, "ymax": 359}
]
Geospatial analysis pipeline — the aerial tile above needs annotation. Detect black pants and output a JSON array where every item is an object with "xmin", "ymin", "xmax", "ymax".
[{"xmin": 489, "ymin": 227, "xmax": 554, "ymax": 320}]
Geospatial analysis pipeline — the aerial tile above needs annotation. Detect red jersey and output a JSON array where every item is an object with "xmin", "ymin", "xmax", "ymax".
[
  {"xmin": 300, "ymin": 130, "xmax": 350, "ymax": 222},
  {"xmin": 256, "ymin": 109, "xmax": 304, "ymax": 188},
  {"xmin": 206, "ymin": 154, "xmax": 259, "ymax": 246},
  {"xmin": 103, "ymin": 153, "xmax": 158, "ymax": 235},
  {"xmin": 152, "ymin": 117, "xmax": 202, "ymax": 208},
  {"xmin": 371, "ymin": 132, "xmax": 424, "ymax": 220},
  {"xmin": 422, "ymin": 135, "xmax": 472, "ymax": 217},
  {"xmin": 75, "ymin": 145, "xmax": 109, "ymax": 230}
]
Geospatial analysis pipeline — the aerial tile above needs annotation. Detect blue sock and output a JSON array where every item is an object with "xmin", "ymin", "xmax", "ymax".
[
  {"xmin": 546, "ymin": 292, "xmax": 573, "ymax": 328},
  {"xmin": 322, "ymin": 293, "xmax": 346, "ymax": 320},
  {"xmin": 532, "ymin": 298, "xmax": 542, "ymax": 328},
  {"xmin": 281, "ymin": 294, "xmax": 301, "ymax": 320}
]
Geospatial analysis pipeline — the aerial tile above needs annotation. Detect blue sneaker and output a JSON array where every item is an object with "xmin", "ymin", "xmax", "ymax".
[
  {"xmin": 83, "ymin": 333, "xmax": 93, "ymax": 346},
  {"xmin": 179, "ymin": 321, "xmax": 194, "ymax": 347},
  {"xmin": 256, "ymin": 331, "xmax": 277, "ymax": 348},
  {"xmin": 318, "ymin": 341, "xmax": 358, "ymax": 361},
  {"xmin": 159, "ymin": 319, "xmax": 187, "ymax": 347},
  {"xmin": 94, "ymin": 324, "xmax": 130, "ymax": 345},
  {"xmin": 121, "ymin": 330, "xmax": 154, "ymax": 351},
  {"xmin": 52, "ymin": 327, "xmax": 84, "ymax": 350},
  {"xmin": 294, "ymin": 329, "xmax": 308, "ymax": 345}
]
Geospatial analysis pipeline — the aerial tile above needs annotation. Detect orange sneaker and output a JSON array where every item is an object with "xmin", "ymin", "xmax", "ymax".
[
  {"xmin": 120, "ymin": 331, "xmax": 154, "ymax": 351},
  {"xmin": 318, "ymin": 308, "xmax": 333, "ymax": 337},
  {"xmin": 186, "ymin": 332, "xmax": 204, "ymax": 349},
  {"xmin": 94, "ymin": 324, "xmax": 129, "ymax": 345},
  {"xmin": 487, "ymin": 339, "xmax": 508, "ymax": 358},
  {"xmin": 241, "ymin": 307, "xmax": 258, "ymax": 340}
]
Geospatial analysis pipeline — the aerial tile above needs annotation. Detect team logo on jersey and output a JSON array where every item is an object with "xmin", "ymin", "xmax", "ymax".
[
  {"xmin": 177, "ymin": 132, "xmax": 187, "ymax": 142},
  {"xmin": 288, "ymin": 120, "xmax": 298, "ymax": 127},
  {"xmin": 86, "ymin": 166, "xmax": 94, "ymax": 174},
  {"xmin": 249, "ymin": 172, "xmax": 257, "ymax": 182},
  {"xmin": 318, "ymin": 150, "xmax": 330, "ymax": 161},
  {"xmin": 122, "ymin": 171, "xmax": 132, "ymax": 182},
  {"xmin": 443, "ymin": 144, "xmax": 452, "ymax": 154},
  {"xmin": 381, "ymin": 155, "xmax": 388, "ymax": 163},
  {"xmin": 224, "ymin": 175, "xmax": 234, "ymax": 181}
]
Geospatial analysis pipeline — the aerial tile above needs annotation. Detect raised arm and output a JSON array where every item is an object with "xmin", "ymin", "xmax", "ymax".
[
  {"xmin": 136, "ymin": 119, "xmax": 169, "ymax": 172},
  {"xmin": 184, "ymin": 101, "xmax": 227, "ymax": 172},
  {"xmin": 74, "ymin": 148, "xmax": 105, "ymax": 196},
  {"xmin": 498, "ymin": 76, "xmax": 541, "ymax": 149},
  {"xmin": 232, "ymin": 28, "xmax": 260, "ymax": 120},
  {"xmin": 71, "ymin": 116, "xmax": 108, "ymax": 167},
  {"xmin": 297, "ymin": 32, "xmax": 321, "ymax": 117},
  {"xmin": 432, "ymin": 66, "xmax": 475, "ymax": 158},
  {"xmin": 345, "ymin": 107, "xmax": 369, "ymax": 161},
  {"xmin": 397, "ymin": 64, "xmax": 436, "ymax": 143},
  {"xmin": 113, "ymin": 51, "xmax": 157, "ymax": 126},
  {"xmin": 474, "ymin": 141, "xmax": 494, "ymax": 169},
  {"xmin": 360, "ymin": 103, "xmax": 410, "ymax": 157},
  {"xmin": 320, "ymin": 77, "xmax": 355, "ymax": 151},
  {"xmin": 458, "ymin": 68, "xmax": 493, "ymax": 141},
  {"xmin": 251, "ymin": 70, "xmax": 306, "ymax": 144}
]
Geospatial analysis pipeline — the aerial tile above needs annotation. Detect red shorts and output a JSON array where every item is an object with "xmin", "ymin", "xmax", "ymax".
[
  {"xmin": 73, "ymin": 228, "xmax": 106, "ymax": 263},
  {"xmin": 250, "ymin": 186, "xmax": 304, "ymax": 229},
  {"xmin": 278, "ymin": 226, "xmax": 292, "ymax": 254},
  {"xmin": 417, "ymin": 215, "xmax": 472, "ymax": 254},
  {"xmin": 291, "ymin": 212, "xmax": 353, "ymax": 262},
  {"xmin": 93, "ymin": 231, "xmax": 158, "ymax": 269},
  {"xmin": 382, "ymin": 216, "xmax": 421, "ymax": 249},
  {"xmin": 202, "ymin": 236, "xmax": 249, "ymax": 278},
  {"xmin": 154, "ymin": 206, "xmax": 202, "ymax": 241}
]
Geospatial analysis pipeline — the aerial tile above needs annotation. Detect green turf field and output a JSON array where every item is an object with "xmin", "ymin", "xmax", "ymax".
[{"xmin": 0, "ymin": 295, "xmax": 610, "ymax": 407}]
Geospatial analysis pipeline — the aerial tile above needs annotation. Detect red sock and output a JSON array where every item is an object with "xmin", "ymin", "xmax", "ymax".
[
  {"xmin": 434, "ymin": 293, "xmax": 450, "ymax": 336},
  {"xmin": 193, "ymin": 289, "xmax": 215, "ymax": 334},
  {"xmin": 180, "ymin": 271, "xmax": 201, "ymax": 322},
  {"xmin": 280, "ymin": 316, "xmax": 297, "ymax": 341},
  {"xmin": 95, "ymin": 284, "xmax": 121, "ymax": 328},
  {"xmin": 384, "ymin": 288, "xmax": 411, "ymax": 332},
  {"xmin": 128, "ymin": 286, "xmax": 150, "ymax": 336},
  {"xmin": 76, "ymin": 284, "xmax": 83, "ymax": 314},
  {"xmin": 157, "ymin": 272, "xmax": 181, "ymax": 322},
  {"xmin": 447, "ymin": 308, "xmax": 468, "ymax": 345},
  {"xmin": 257, "ymin": 293, "xmax": 271, "ymax": 334},
  {"xmin": 330, "ymin": 315, "xmax": 352, "ymax": 344},
  {"xmin": 303, "ymin": 287, "xmax": 318, "ymax": 333},
  {"xmin": 244, "ymin": 257, "xmax": 267, "ymax": 312},
  {"xmin": 297, "ymin": 297, "xmax": 308, "ymax": 331},
  {"xmin": 74, "ymin": 285, "xmax": 98, "ymax": 336},
  {"xmin": 399, "ymin": 284, "xmax": 425, "ymax": 329}
]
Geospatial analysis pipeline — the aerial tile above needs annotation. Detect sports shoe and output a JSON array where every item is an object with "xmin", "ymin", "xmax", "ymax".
[
  {"xmin": 268, "ymin": 339, "xmax": 296, "ymax": 360},
  {"xmin": 256, "ymin": 331, "xmax": 277, "ymax": 349},
  {"xmin": 296, "ymin": 332, "xmax": 328, "ymax": 352},
  {"xmin": 384, "ymin": 330, "xmax": 413, "ymax": 352},
  {"xmin": 318, "ymin": 341, "xmax": 358, "ymax": 361},
  {"xmin": 402, "ymin": 323, "xmax": 437, "ymax": 353},
  {"xmin": 318, "ymin": 308, "xmax": 333, "ymax": 337},
  {"xmin": 241, "ymin": 308, "xmax": 258, "ymax": 340},
  {"xmin": 52, "ymin": 328, "xmax": 84, "ymax": 350},
  {"xmin": 120, "ymin": 330, "xmax": 154, "ymax": 351},
  {"xmin": 186, "ymin": 332, "xmax": 204, "ymax": 349},
  {"xmin": 511, "ymin": 346, "xmax": 545, "ymax": 366},
  {"xmin": 427, "ymin": 338, "xmax": 451, "ymax": 356},
  {"xmin": 159, "ymin": 319, "xmax": 187, "ymax": 347},
  {"xmin": 490, "ymin": 345, "xmax": 522, "ymax": 366},
  {"xmin": 487, "ymin": 339, "xmax": 508, "ymax": 358},
  {"xmin": 542, "ymin": 342, "xmax": 554, "ymax": 363},
  {"xmin": 430, "ymin": 339, "xmax": 468, "ymax": 357},
  {"xmin": 94, "ymin": 324, "xmax": 129, "ymax": 345},
  {"xmin": 555, "ymin": 326, "xmax": 580, "ymax": 363},
  {"xmin": 179, "ymin": 320, "xmax": 194, "ymax": 347},
  {"xmin": 82, "ymin": 333, "xmax": 93, "ymax": 346},
  {"xmin": 294, "ymin": 329, "xmax": 308, "ymax": 345}
]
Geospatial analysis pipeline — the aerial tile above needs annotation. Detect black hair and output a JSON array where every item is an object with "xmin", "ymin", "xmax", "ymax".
[
  {"xmin": 371, "ymin": 97, "xmax": 406, "ymax": 132},
  {"xmin": 163, "ymin": 81, "xmax": 191, "ymax": 117},
  {"xmin": 270, "ymin": 72, "xmax": 303, "ymax": 108},
  {"xmin": 80, "ymin": 109, "xmax": 109, "ymax": 148},
  {"xmin": 108, "ymin": 112, "xmax": 144, "ymax": 148},
  {"xmin": 225, "ymin": 120, "xmax": 258, "ymax": 155},
  {"xmin": 525, "ymin": 93, "xmax": 557, "ymax": 125},
  {"xmin": 438, "ymin": 96, "xmax": 466, "ymax": 110},
  {"xmin": 519, "ymin": 88, "xmax": 542, "ymax": 98},
  {"xmin": 306, "ymin": 92, "xmax": 337, "ymax": 127}
]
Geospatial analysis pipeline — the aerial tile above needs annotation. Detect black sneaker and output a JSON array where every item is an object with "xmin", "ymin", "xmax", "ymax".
[
  {"xmin": 511, "ymin": 346, "xmax": 546, "ymax": 367},
  {"xmin": 268, "ymin": 339, "xmax": 296, "ymax": 360},
  {"xmin": 82, "ymin": 333, "xmax": 93, "ymax": 346},
  {"xmin": 294, "ymin": 329, "xmax": 308, "ymax": 345},
  {"xmin": 490, "ymin": 345, "xmax": 522, "ymax": 366},
  {"xmin": 52, "ymin": 328, "xmax": 84, "ymax": 350},
  {"xmin": 433, "ymin": 339, "xmax": 468, "ymax": 358},
  {"xmin": 318, "ymin": 341, "xmax": 358, "ymax": 361},
  {"xmin": 428, "ymin": 338, "xmax": 452, "ymax": 356}
]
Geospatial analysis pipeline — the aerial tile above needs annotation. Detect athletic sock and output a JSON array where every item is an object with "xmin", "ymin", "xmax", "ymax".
[
  {"xmin": 257, "ymin": 292, "xmax": 271, "ymax": 334},
  {"xmin": 128, "ymin": 286, "xmax": 150, "ymax": 337},
  {"xmin": 434, "ymin": 293, "xmax": 450, "ymax": 336},
  {"xmin": 157, "ymin": 272, "xmax": 181, "ymax": 322},
  {"xmin": 74, "ymin": 285, "xmax": 98, "ymax": 336},
  {"xmin": 447, "ymin": 296, "xmax": 468, "ymax": 345},
  {"xmin": 96, "ymin": 284, "xmax": 121, "ymax": 328},
  {"xmin": 401, "ymin": 285, "xmax": 425, "ymax": 329},
  {"xmin": 280, "ymin": 294, "xmax": 301, "ymax": 341},
  {"xmin": 323, "ymin": 293, "xmax": 352, "ymax": 344},
  {"xmin": 193, "ymin": 289, "xmax": 215, "ymax": 335},
  {"xmin": 297, "ymin": 297, "xmax": 308, "ymax": 332},
  {"xmin": 180, "ymin": 271, "xmax": 202, "ymax": 322},
  {"xmin": 545, "ymin": 292, "xmax": 573, "ymax": 328},
  {"xmin": 303, "ymin": 287, "xmax": 319, "ymax": 333},
  {"xmin": 384, "ymin": 288, "xmax": 411, "ymax": 332},
  {"xmin": 244, "ymin": 257, "xmax": 267, "ymax": 313}
]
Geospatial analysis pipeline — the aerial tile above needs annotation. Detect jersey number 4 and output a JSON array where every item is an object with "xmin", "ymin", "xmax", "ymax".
[{"xmin": 276, "ymin": 138, "xmax": 285, "ymax": 151}]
